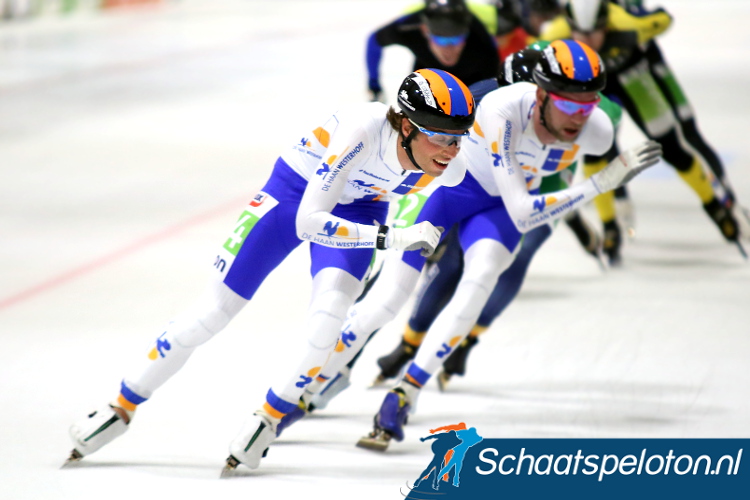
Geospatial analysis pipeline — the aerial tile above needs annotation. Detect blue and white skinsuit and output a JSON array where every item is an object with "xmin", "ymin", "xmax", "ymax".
[
  {"xmin": 116, "ymin": 101, "xmax": 467, "ymax": 418},
  {"xmin": 315, "ymin": 82, "xmax": 614, "ymax": 392}
]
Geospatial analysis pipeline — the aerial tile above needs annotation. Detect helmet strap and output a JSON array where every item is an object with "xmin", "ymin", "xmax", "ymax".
[{"xmin": 400, "ymin": 127, "xmax": 423, "ymax": 171}]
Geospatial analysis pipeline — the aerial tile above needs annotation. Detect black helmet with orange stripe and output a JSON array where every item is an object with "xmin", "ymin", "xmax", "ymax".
[
  {"xmin": 396, "ymin": 68, "xmax": 475, "ymax": 170},
  {"xmin": 397, "ymin": 68, "xmax": 476, "ymax": 131},
  {"xmin": 532, "ymin": 39, "xmax": 606, "ymax": 93}
]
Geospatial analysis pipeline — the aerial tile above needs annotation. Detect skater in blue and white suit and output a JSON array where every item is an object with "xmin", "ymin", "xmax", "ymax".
[
  {"xmin": 305, "ymin": 39, "xmax": 662, "ymax": 450},
  {"xmin": 66, "ymin": 68, "xmax": 476, "ymax": 472}
]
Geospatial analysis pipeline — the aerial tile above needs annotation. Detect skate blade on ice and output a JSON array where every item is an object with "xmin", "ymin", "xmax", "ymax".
[
  {"xmin": 369, "ymin": 373, "xmax": 389, "ymax": 388},
  {"xmin": 594, "ymin": 249, "xmax": 608, "ymax": 271},
  {"xmin": 436, "ymin": 371, "xmax": 451, "ymax": 392},
  {"xmin": 356, "ymin": 429, "xmax": 392, "ymax": 452},
  {"xmin": 219, "ymin": 448, "xmax": 269, "ymax": 478},
  {"xmin": 369, "ymin": 362, "xmax": 411, "ymax": 389},
  {"xmin": 732, "ymin": 204, "xmax": 750, "ymax": 242},
  {"xmin": 219, "ymin": 455, "xmax": 241, "ymax": 478},
  {"xmin": 61, "ymin": 449, "xmax": 83, "ymax": 468},
  {"xmin": 735, "ymin": 240, "xmax": 748, "ymax": 260}
]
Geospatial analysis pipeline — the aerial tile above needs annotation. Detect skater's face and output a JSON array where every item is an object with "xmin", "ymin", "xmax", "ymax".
[
  {"xmin": 399, "ymin": 118, "xmax": 465, "ymax": 177},
  {"xmin": 536, "ymin": 87, "xmax": 599, "ymax": 143}
]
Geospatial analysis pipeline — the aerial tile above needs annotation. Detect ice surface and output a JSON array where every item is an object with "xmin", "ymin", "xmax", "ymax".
[{"xmin": 0, "ymin": 1, "xmax": 748, "ymax": 499}]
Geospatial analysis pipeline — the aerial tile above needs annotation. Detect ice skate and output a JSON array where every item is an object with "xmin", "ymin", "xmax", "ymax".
[
  {"xmin": 436, "ymin": 371, "xmax": 453, "ymax": 392},
  {"xmin": 371, "ymin": 339, "xmax": 417, "ymax": 387},
  {"xmin": 564, "ymin": 211, "xmax": 604, "ymax": 267},
  {"xmin": 309, "ymin": 367, "xmax": 350, "ymax": 410},
  {"xmin": 437, "ymin": 335, "xmax": 479, "ymax": 391},
  {"xmin": 64, "ymin": 404, "xmax": 131, "ymax": 467},
  {"xmin": 222, "ymin": 411, "xmax": 277, "ymax": 477},
  {"xmin": 703, "ymin": 198, "xmax": 746, "ymax": 258},
  {"xmin": 369, "ymin": 373, "xmax": 389, "ymax": 388},
  {"xmin": 602, "ymin": 221, "xmax": 622, "ymax": 267},
  {"xmin": 356, "ymin": 423, "xmax": 394, "ymax": 452},
  {"xmin": 356, "ymin": 387, "xmax": 411, "ymax": 452},
  {"xmin": 730, "ymin": 202, "xmax": 750, "ymax": 244}
]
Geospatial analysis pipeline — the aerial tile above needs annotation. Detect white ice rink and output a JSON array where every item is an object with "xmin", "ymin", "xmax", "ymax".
[{"xmin": 0, "ymin": 1, "xmax": 748, "ymax": 498}]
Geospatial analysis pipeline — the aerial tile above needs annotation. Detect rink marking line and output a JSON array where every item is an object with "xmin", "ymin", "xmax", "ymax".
[{"xmin": 0, "ymin": 195, "xmax": 249, "ymax": 311}]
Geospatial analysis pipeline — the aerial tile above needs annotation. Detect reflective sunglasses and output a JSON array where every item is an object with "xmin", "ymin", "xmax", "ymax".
[
  {"xmin": 409, "ymin": 119, "xmax": 468, "ymax": 147},
  {"xmin": 428, "ymin": 32, "xmax": 468, "ymax": 47},
  {"xmin": 548, "ymin": 92, "xmax": 601, "ymax": 116}
]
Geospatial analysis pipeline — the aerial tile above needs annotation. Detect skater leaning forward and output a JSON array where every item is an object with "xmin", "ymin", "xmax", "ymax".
[
  {"xmin": 293, "ymin": 39, "xmax": 662, "ymax": 451},
  {"xmin": 65, "ymin": 68, "xmax": 476, "ymax": 473}
]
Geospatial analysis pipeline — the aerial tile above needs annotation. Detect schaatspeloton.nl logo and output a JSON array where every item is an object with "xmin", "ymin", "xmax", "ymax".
[{"xmin": 402, "ymin": 426, "xmax": 749, "ymax": 499}]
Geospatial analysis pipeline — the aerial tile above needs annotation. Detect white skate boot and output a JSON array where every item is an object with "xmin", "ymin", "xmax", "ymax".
[
  {"xmin": 64, "ymin": 404, "xmax": 131, "ymax": 466},
  {"xmin": 221, "ymin": 411, "xmax": 277, "ymax": 477}
]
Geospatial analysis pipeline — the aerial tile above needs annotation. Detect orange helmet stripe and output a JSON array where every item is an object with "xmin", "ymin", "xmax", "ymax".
[
  {"xmin": 550, "ymin": 40, "xmax": 576, "ymax": 79},
  {"xmin": 551, "ymin": 39, "xmax": 601, "ymax": 81},
  {"xmin": 415, "ymin": 68, "xmax": 474, "ymax": 118},
  {"xmin": 417, "ymin": 68, "xmax": 452, "ymax": 114}
]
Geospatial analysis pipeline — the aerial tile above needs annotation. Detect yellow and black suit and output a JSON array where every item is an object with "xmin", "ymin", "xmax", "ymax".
[{"xmin": 541, "ymin": 2, "xmax": 739, "ymax": 256}]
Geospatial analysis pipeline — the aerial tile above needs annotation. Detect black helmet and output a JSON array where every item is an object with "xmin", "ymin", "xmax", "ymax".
[
  {"xmin": 532, "ymin": 39, "xmax": 606, "ymax": 93},
  {"xmin": 565, "ymin": 0, "xmax": 608, "ymax": 33},
  {"xmin": 422, "ymin": 0, "xmax": 472, "ymax": 36},
  {"xmin": 494, "ymin": 0, "xmax": 523, "ymax": 35},
  {"xmin": 398, "ymin": 68, "xmax": 475, "ymax": 131},
  {"xmin": 499, "ymin": 46, "xmax": 544, "ymax": 85}
]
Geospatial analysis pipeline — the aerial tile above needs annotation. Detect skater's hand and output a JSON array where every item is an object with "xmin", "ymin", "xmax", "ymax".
[
  {"xmin": 592, "ymin": 140, "xmax": 662, "ymax": 193},
  {"xmin": 388, "ymin": 221, "xmax": 444, "ymax": 257}
]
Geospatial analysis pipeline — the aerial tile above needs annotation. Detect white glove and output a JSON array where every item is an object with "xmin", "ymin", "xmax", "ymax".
[
  {"xmin": 387, "ymin": 221, "xmax": 444, "ymax": 257},
  {"xmin": 591, "ymin": 140, "xmax": 663, "ymax": 193}
]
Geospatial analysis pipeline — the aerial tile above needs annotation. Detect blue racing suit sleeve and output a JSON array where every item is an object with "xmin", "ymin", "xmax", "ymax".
[
  {"xmin": 366, "ymin": 12, "xmax": 422, "ymax": 95},
  {"xmin": 366, "ymin": 31, "xmax": 384, "ymax": 94},
  {"xmin": 467, "ymin": 77, "xmax": 500, "ymax": 105}
]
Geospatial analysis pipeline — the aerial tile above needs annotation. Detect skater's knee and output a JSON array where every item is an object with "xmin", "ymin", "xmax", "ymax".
[
  {"xmin": 173, "ymin": 306, "xmax": 235, "ymax": 348},
  {"xmin": 173, "ymin": 283, "xmax": 247, "ymax": 347},
  {"xmin": 307, "ymin": 289, "xmax": 356, "ymax": 350},
  {"xmin": 463, "ymin": 240, "xmax": 512, "ymax": 285},
  {"xmin": 453, "ymin": 280, "xmax": 493, "ymax": 321}
]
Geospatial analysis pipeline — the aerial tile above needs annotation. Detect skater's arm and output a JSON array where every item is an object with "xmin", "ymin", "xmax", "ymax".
[
  {"xmin": 482, "ymin": 109, "xmax": 606, "ymax": 233},
  {"xmin": 296, "ymin": 120, "xmax": 381, "ymax": 249}
]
